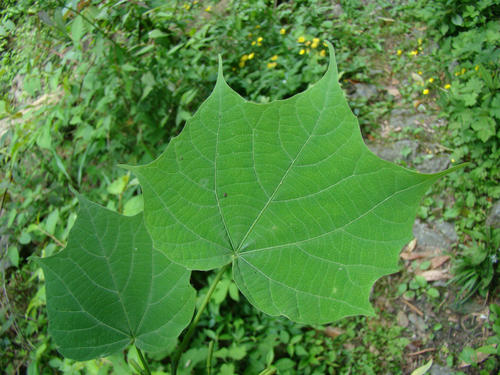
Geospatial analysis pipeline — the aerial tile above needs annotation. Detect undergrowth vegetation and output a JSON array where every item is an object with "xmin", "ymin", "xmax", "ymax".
[{"xmin": 0, "ymin": 0, "xmax": 498, "ymax": 374}]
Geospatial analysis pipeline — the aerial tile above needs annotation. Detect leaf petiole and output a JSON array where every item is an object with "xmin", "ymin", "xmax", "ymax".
[
  {"xmin": 171, "ymin": 263, "xmax": 231, "ymax": 375},
  {"xmin": 136, "ymin": 346, "xmax": 151, "ymax": 375}
]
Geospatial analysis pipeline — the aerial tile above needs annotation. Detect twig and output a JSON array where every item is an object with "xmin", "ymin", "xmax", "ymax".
[
  {"xmin": 34, "ymin": 226, "xmax": 66, "ymax": 248},
  {"xmin": 408, "ymin": 348, "xmax": 436, "ymax": 356},
  {"xmin": 402, "ymin": 299, "xmax": 424, "ymax": 317}
]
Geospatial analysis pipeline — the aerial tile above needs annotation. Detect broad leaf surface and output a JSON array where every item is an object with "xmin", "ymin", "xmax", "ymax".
[
  {"xmin": 130, "ymin": 43, "xmax": 455, "ymax": 324},
  {"xmin": 38, "ymin": 197, "xmax": 195, "ymax": 360}
]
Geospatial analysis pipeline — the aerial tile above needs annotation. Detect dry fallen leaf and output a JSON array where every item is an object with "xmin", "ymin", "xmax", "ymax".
[
  {"xmin": 417, "ymin": 270, "xmax": 451, "ymax": 281},
  {"xmin": 386, "ymin": 86, "xmax": 401, "ymax": 97},
  {"xmin": 431, "ymin": 255, "xmax": 450, "ymax": 269},
  {"xmin": 325, "ymin": 326, "xmax": 345, "ymax": 339},
  {"xmin": 400, "ymin": 250, "xmax": 433, "ymax": 261}
]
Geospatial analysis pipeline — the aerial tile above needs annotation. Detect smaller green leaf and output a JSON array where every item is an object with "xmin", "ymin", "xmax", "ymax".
[
  {"xmin": 148, "ymin": 29, "xmax": 168, "ymax": 39},
  {"xmin": 38, "ymin": 197, "xmax": 195, "ymax": 360},
  {"xmin": 7, "ymin": 246, "xmax": 19, "ymax": 268},
  {"xmin": 411, "ymin": 359, "xmax": 433, "ymax": 375},
  {"xmin": 107, "ymin": 175, "xmax": 129, "ymax": 195},
  {"xmin": 44, "ymin": 209, "xmax": 59, "ymax": 235},
  {"xmin": 471, "ymin": 115, "xmax": 496, "ymax": 142},
  {"xmin": 19, "ymin": 231, "xmax": 31, "ymax": 245},
  {"xmin": 71, "ymin": 15, "xmax": 85, "ymax": 43},
  {"xmin": 123, "ymin": 195, "xmax": 144, "ymax": 216},
  {"xmin": 451, "ymin": 14, "xmax": 463, "ymax": 26}
]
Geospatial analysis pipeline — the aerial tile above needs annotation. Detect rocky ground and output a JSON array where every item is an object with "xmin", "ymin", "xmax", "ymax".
[{"xmin": 345, "ymin": 74, "xmax": 499, "ymax": 373}]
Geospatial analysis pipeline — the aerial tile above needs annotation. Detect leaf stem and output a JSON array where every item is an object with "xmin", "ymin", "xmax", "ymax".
[
  {"xmin": 136, "ymin": 346, "xmax": 151, "ymax": 375},
  {"xmin": 172, "ymin": 263, "xmax": 230, "ymax": 375}
]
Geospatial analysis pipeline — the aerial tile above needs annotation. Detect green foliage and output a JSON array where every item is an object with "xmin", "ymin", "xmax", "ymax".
[
  {"xmin": 183, "ymin": 276, "xmax": 410, "ymax": 375},
  {"xmin": 0, "ymin": 0, "xmax": 495, "ymax": 373},
  {"xmin": 414, "ymin": 0, "xmax": 500, "ymax": 299}
]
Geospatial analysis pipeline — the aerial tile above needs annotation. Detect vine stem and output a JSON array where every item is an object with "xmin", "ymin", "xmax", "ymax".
[
  {"xmin": 171, "ymin": 263, "xmax": 230, "ymax": 375},
  {"xmin": 136, "ymin": 346, "xmax": 151, "ymax": 375}
]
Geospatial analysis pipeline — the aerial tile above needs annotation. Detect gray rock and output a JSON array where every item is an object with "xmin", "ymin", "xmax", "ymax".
[
  {"xmin": 486, "ymin": 200, "xmax": 500, "ymax": 228},
  {"xmin": 368, "ymin": 140, "xmax": 418, "ymax": 163},
  {"xmin": 413, "ymin": 219, "xmax": 457, "ymax": 250},
  {"xmin": 389, "ymin": 108, "xmax": 426, "ymax": 129},
  {"xmin": 434, "ymin": 221, "xmax": 458, "ymax": 243},
  {"xmin": 350, "ymin": 83, "xmax": 378, "ymax": 101},
  {"xmin": 396, "ymin": 310, "xmax": 409, "ymax": 328},
  {"xmin": 417, "ymin": 155, "xmax": 450, "ymax": 174},
  {"xmin": 430, "ymin": 364, "xmax": 455, "ymax": 375},
  {"xmin": 408, "ymin": 312, "xmax": 426, "ymax": 332}
]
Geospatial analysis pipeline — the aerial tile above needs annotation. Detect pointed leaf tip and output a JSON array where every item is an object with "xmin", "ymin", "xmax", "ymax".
[
  {"xmin": 216, "ymin": 54, "xmax": 225, "ymax": 86},
  {"xmin": 119, "ymin": 163, "xmax": 136, "ymax": 172},
  {"xmin": 325, "ymin": 40, "xmax": 339, "ymax": 79}
]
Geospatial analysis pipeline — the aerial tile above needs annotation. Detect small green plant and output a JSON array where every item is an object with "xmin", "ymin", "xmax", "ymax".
[
  {"xmin": 450, "ymin": 227, "xmax": 500, "ymax": 302},
  {"xmin": 38, "ymin": 44, "xmax": 457, "ymax": 373},
  {"xmin": 414, "ymin": 0, "xmax": 500, "ymax": 304}
]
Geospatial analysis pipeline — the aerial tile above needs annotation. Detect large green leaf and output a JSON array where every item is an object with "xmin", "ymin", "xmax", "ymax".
[
  {"xmin": 38, "ymin": 197, "xmax": 195, "ymax": 360},
  {"xmin": 129, "ymin": 43, "xmax": 456, "ymax": 324}
]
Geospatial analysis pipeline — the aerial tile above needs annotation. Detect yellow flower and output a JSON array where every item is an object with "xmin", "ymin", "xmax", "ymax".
[
  {"xmin": 311, "ymin": 37, "xmax": 320, "ymax": 48},
  {"xmin": 418, "ymin": 71, "xmax": 422, "ymax": 75},
  {"xmin": 319, "ymin": 49, "xmax": 326, "ymax": 57},
  {"xmin": 306, "ymin": 48, "xmax": 310, "ymax": 54},
  {"xmin": 297, "ymin": 36, "xmax": 305, "ymax": 43},
  {"xmin": 454, "ymin": 71, "xmax": 460, "ymax": 76},
  {"xmin": 299, "ymin": 49, "xmax": 305, "ymax": 55},
  {"xmin": 239, "ymin": 61, "xmax": 245, "ymax": 68},
  {"xmin": 451, "ymin": 158, "xmax": 455, "ymax": 163},
  {"xmin": 397, "ymin": 49, "xmax": 402, "ymax": 56},
  {"xmin": 305, "ymin": 41, "xmax": 311, "ymax": 46},
  {"xmin": 418, "ymin": 38, "xmax": 422, "ymax": 45},
  {"xmin": 270, "ymin": 55, "xmax": 278, "ymax": 61},
  {"xmin": 428, "ymin": 78, "xmax": 434, "ymax": 83},
  {"xmin": 461, "ymin": 68, "xmax": 466, "ymax": 74},
  {"xmin": 423, "ymin": 89, "xmax": 429, "ymax": 95},
  {"xmin": 475, "ymin": 65, "xmax": 479, "ymax": 71},
  {"xmin": 280, "ymin": 28, "xmax": 286, "ymax": 35},
  {"xmin": 257, "ymin": 37, "xmax": 263, "ymax": 43},
  {"xmin": 205, "ymin": 6, "xmax": 211, "ymax": 11},
  {"xmin": 444, "ymin": 84, "xmax": 451, "ymax": 89},
  {"xmin": 183, "ymin": 3, "xmax": 191, "ymax": 10},
  {"xmin": 193, "ymin": 0, "xmax": 198, "ymax": 4},
  {"xmin": 410, "ymin": 50, "xmax": 418, "ymax": 56},
  {"xmin": 248, "ymin": 52, "xmax": 255, "ymax": 60},
  {"xmin": 240, "ymin": 54, "xmax": 248, "ymax": 62},
  {"xmin": 255, "ymin": 25, "xmax": 260, "ymax": 29},
  {"xmin": 267, "ymin": 62, "xmax": 277, "ymax": 69},
  {"xmin": 323, "ymin": 41, "xmax": 328, "ymax": 47},
  {"xmin": 251, "ymin": 41, "xmax": 256, "ymax": 46}
]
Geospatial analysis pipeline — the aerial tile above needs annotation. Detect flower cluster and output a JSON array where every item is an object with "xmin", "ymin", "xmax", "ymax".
[
  {"xmin": 251, "ymin": 36, "xmax": 263, "ymax": 46},
  {"xmin": 297, "ymin": 36, "xmax": 326, "ymax": 57},
  {"xmin": 239, "ymin": 52, "xmax": 255, "ymax": 68}
]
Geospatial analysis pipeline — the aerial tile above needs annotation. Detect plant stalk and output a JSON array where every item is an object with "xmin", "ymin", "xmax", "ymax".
[
  {"xmin": 136, "ymin": 346, "xmax": 151, "ymax": 375},
  {"xmin": 171, "ymin": 263, "xmax": 230, "ymax": 375}
]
